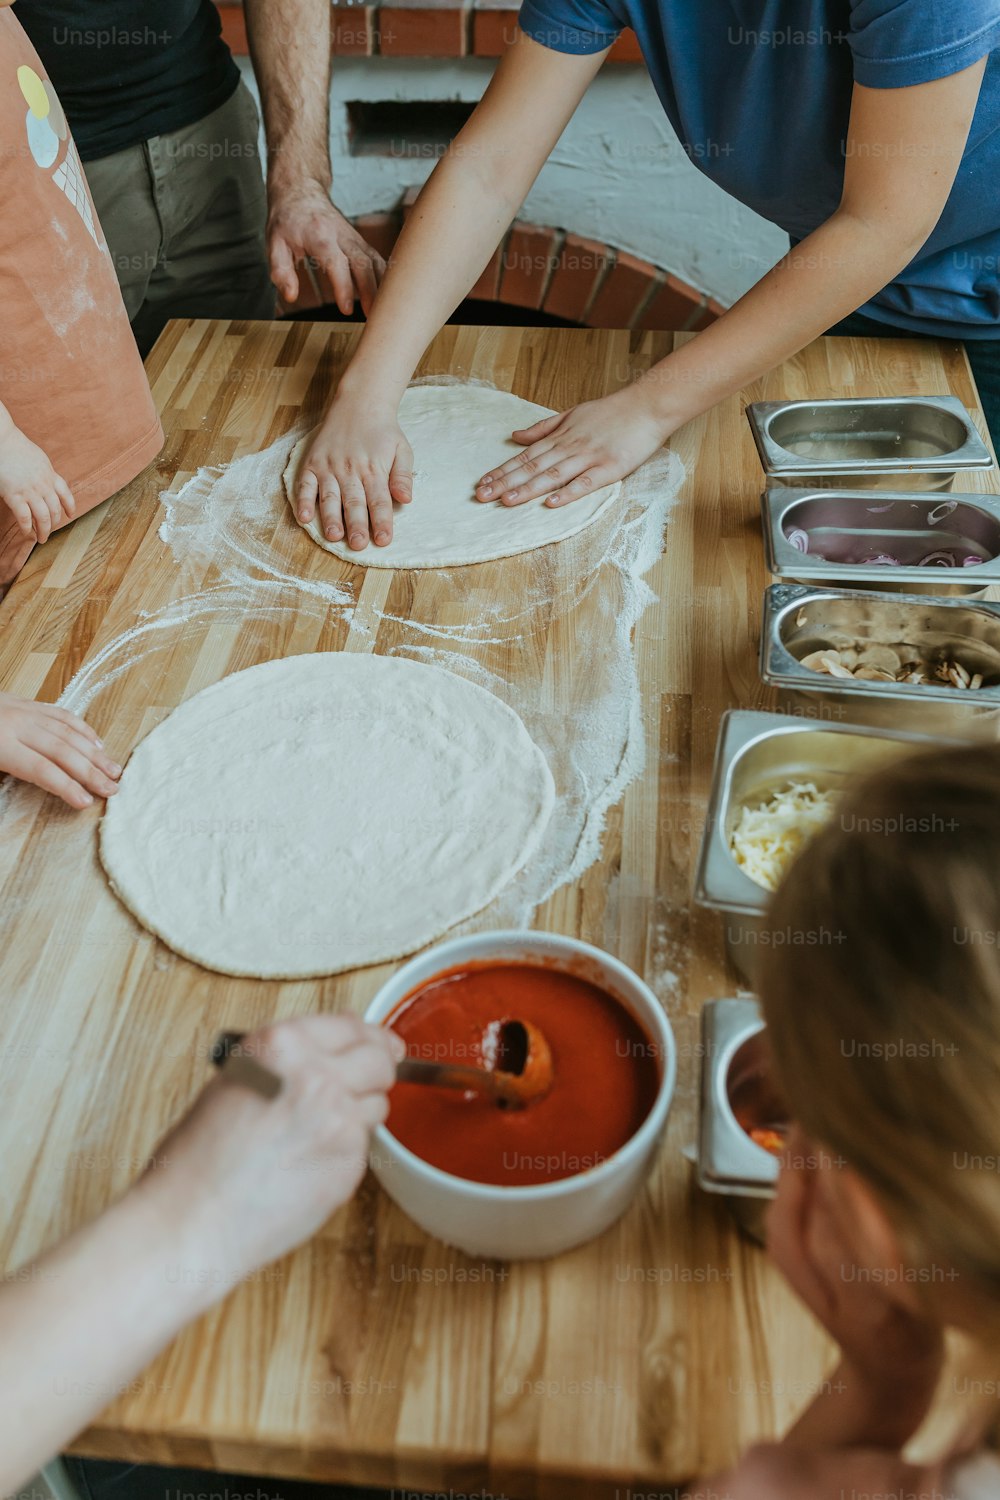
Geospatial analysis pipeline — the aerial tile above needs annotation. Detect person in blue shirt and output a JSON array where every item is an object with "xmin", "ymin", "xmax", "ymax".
[{"xmin": 288, "ymin": 0, "xmax": 1000, "ymax": 553}]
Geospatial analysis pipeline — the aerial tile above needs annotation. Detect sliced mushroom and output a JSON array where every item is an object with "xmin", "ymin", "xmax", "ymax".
[{"xmin": 856, "ymin": 644, "xmax": 903, "ymax": 674}]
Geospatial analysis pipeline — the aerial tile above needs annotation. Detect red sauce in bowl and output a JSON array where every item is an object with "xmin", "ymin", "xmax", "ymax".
[{"xmin": 386, "ymin": 962, "xmax": 661, "ymax": 1186}]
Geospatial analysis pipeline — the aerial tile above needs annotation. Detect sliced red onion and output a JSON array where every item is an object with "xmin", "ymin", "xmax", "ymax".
[
  {"xmin": 927, "ymin": 500, "xmax": 958, "ymax": 526},
  {"xmin": 865, "ymin": 501, "xmax": 896, "ymax": 513},
  {"xmin": 962, "ymin": 555, "xmax": 984, "ymax": 567},
  {"xmin": 787, "ymin": 528, "xmax": 810, "ymax": 553},
  {"xmin": 918, "ymin": 550, "xmax": 957, "ymax": 567},
  {"xmin": 861, "ymin": 554, "xmax": 901, "ymax": 566}
]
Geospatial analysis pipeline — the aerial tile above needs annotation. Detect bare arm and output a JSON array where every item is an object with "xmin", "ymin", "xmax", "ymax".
[
  {"xmin": 0, "ymin": 1016, "xmax": 400, "ymax": 1497},
  {"xmin": 243, "ymin": 0, "xmax": 384, "ymax": 312},
  {"xmin": 630, "ymin": 58, "xmax": 990, "ymax": 437},
  {"xmin": 292, "ymin": 30, "xmax": 606, "ymax": 548},
  {"xmin": 0, "ymin": 1179, "xmax": 218, "ymax": 1491},
  {"xmin": 474, "ymin": 56, "xmax": 989, "ymax": 508}
]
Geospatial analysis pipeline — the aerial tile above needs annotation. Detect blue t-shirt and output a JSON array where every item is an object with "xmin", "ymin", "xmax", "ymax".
[{"xmin": 518, "ymin": 0, "xmax": 1000, "ymax": 337}]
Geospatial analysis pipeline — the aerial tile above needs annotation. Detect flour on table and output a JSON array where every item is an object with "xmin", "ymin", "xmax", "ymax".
[
  {"xmin": 99, "ymin": 652, "xmax": 555, "ymax": 979},
  {"xmin": 283, "ymin": 383, "xmax": 623, "ymax": 569}
]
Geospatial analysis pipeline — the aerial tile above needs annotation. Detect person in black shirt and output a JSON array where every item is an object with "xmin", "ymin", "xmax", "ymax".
[{"xmin": 17, "ymin": 0, "xmax": 384, "ymax": 353}]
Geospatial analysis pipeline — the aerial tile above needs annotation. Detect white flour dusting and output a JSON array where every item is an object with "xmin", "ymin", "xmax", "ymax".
[{"xmin": 1, "ymin": 382, "xmax": 686, "ymax": 974}]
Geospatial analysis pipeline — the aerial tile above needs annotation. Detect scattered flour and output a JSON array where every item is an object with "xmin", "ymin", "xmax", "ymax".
[{"xmin": 2, "ymin": 380, "xmax": 687, "ymax": 971}]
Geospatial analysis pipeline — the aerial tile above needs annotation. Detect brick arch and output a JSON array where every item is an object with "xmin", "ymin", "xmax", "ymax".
[{"xmin": 288, "ymin": 192, "xmax": 726, "ymax": 331}]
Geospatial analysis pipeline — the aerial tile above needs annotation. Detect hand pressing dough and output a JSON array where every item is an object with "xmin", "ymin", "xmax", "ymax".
[
  {"xmin": 99, "ymin": 653, "xmax": 555, "ymax": 978},
  {"xmin": 284, "ymin": 383, "xmax": 623, "ymax": 568}
]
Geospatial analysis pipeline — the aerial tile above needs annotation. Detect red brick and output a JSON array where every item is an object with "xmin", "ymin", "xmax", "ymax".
[
  {"xmin": 332, "ymin": 6, "xmax": 375, "ymax": 54},
  {"xmin": 542, "ymin": 234, "xmax": 612, "ymax": 323},
  {"xmin": 469, "ymin": 241, "xmax": 505, "ymax": 300},
  {"xmin": 607, "ymin": 27, "xmax": 643, "ymax": 62},
  {"xmin": 498, "ymin": 223, "xmax": 562, "ymax": 310},
  {"xmin": 378, "ymin": 7, "xmax": 468, "ymax": 56},
  {"xmin": 638, "ymin": 274, "xmax": 705, "ymax": 331},
  {"xmin": 215, "ymin": 2, "xmax": 248, "ymax": 54},
  {"xmin": 353, "ymin": 210, "xmax": 403, "ymax": 263},
  {"xmin": 472, "ymin": 8, "xmax": 519, "ymax": 54},
  {"xmin": 586, "ymin": 251, "xmax": 661, "ymax": 329}
]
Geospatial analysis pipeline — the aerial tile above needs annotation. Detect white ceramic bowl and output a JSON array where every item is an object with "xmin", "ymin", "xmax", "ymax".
[{"xmin": 364, "ymin": 929, "xmax": 677, "ymax": 1260}]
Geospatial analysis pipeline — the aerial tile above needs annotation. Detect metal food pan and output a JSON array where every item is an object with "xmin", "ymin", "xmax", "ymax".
[
  {"xmin": 762, "ymin": 487, "xmax": 1000, "ymax": 596},
  {"xmin": 761, "ymin": 584, "xmax": 1000, "ymax": 736},
  {"xmin": 747, "ymin": 395, "xmax": 993, "ymax": 491},
  {"xmin": 693, "ymin": 709, "xmax": 955, "ymax": 979},
  {"xmin": 697, "ymin": 999, "xmax": 782, "ymax": 1245}
]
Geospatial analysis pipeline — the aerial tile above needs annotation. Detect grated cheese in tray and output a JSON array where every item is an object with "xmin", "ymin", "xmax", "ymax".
[{"xmin": 729, "ymin": 780, "xmax": 839, "ymax": 892}]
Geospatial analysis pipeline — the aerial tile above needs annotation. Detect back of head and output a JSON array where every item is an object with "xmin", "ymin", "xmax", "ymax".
[{"xmin": 759, "ymin": 744, "xmax": 1000, "ymax": 1319}]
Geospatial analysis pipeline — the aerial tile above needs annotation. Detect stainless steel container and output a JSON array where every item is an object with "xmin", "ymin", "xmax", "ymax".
[
  {"xmin": 747, "ymin": 396, "xmax": 994, "ymax": 491},
  {"xmin": 761, "ymin": 584, "xmax": 1000, "ymax": 737},
  {"xmin": 693, "ymin": 709, "xmax": 954, "ymax": 980},
  {"xmin": 762, "ymin": 487, "xmax": 1000, "ymax": 596},
  {"xmin": 697, "ymin": 998, "xmax": 782, "ymax": 1244}
]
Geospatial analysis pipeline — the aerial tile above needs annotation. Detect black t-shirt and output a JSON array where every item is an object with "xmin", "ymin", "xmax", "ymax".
[{"xmin": 15, "ymin": 1, "xmax": 240, "ymax": 161}]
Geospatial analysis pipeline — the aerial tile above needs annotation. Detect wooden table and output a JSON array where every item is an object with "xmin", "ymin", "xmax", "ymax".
[{"xmin": 0, "ymin": 321, "xmax": 993, "ymax": 1495}]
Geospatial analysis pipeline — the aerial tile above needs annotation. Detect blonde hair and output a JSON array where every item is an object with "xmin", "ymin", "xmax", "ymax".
[{"xmin": 758, "ymin": 744, "xmax": 1000, "ymax": 1322}]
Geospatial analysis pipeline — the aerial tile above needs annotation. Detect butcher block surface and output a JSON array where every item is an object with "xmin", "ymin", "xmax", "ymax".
[{"xmin": 0, "ymin": 319, "xmax": 993, "ymax": 1492}]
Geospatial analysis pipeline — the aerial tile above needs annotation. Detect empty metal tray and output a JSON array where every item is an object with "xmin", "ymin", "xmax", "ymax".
[{"xmin": 747, "ymin": 396, "xmax": 993, "ymax": 491}]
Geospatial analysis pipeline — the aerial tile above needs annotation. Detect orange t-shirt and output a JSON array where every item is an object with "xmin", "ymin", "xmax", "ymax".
[{"xmin": 0, "ymin": 9, "xmax": 163, "ymax": 511}]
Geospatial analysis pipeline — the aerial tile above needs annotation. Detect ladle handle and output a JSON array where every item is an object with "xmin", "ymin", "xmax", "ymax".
[{"xmin": 396, "ymin": 1057, "xmax": 503, "ymax": 1098}]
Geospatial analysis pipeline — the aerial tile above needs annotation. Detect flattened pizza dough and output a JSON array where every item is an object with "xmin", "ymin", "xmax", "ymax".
[
  {"xmin": 283, "ymin": 383, "xmax": 623, "ymax": 568},
  {"xmin": 99, "ymin": 653, "xmax": 555, "ymax": 978}
]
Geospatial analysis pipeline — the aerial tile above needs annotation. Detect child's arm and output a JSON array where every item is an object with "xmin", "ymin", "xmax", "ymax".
[
  {"xmin": 0, "ymin": 693, "xmax": 121, "ymax": 808},
  {"xmin": 290, "ymin": 31, "xmax": 607, "ymax": 551},
  {"xmin": 0, "ymin": 1014, "xmax": 402, "ymax": 1498},
  {"xmin": 0, "ymin": 401, "xmax": 75, "ymax": 544},
  {"xmin": 296, "ymin": 53, "xmax": 985, "ymax": 549}
]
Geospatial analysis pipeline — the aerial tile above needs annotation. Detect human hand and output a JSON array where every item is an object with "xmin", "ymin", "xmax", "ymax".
[
  {"xmin": 474, "ymin": 384, "xmax": 669, "ymax": 508},
  {"xmin": 0, "ymin": 693, "xmax": 121, "ymax": 808},
  {"xmin": 767, "ymin": 1125, "xmax": 944, "ymax": 1400},
  {"xmin": 291, "ymin": 396, "xmax": 413, "ymax": 550},
  {"xmin": 138, "ymin": 1014, "xmax": 405, "ymax": 1282},
  {"xmin": 268, "ymin": 184, "xmax": 385, "ymax": 315},
  {"xmin": 719, "ymin": 1443, "xmax": 950, "ymax": 1500},
  {"xmin": 0, "ymin": 421, "xmax": 75, "ymax": 543}
]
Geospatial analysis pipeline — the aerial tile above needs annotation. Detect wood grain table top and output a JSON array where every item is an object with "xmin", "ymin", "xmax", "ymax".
[{"xmin": 0, "ymin": 319, "xmax": 992, "ymax": 1494}]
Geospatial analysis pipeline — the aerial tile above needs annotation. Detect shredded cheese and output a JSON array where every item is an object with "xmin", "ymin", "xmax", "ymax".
[{"xmin": 729, "ymin": 780, "xmax": 838, "ymax": 892}]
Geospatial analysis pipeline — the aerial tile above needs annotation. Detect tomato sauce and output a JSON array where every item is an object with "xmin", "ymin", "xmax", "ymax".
[{"xmin": 386, "ymin": 962, "xmax": 661, "ymax": 1186}]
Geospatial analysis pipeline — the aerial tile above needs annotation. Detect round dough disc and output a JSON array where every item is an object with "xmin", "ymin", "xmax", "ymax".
[
  {"xmin": 284, "ymin": 383, "xmax": 623, "ymax": 568},
  {"xmin": 99, "ymin": 653, "xmax": 555, "ymax": 978}
]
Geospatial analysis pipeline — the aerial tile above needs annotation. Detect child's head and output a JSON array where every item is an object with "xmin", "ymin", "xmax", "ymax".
[{"xmin": 758, "ymin": 744, "xmax": 1000, "ymax": 1329}]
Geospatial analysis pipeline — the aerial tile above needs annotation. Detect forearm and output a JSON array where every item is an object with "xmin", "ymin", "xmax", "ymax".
[
  {"xmin": 331, "ymin": 32, "xmax": 601, "ymax": 408},
  {"xmin": 637, "ymin": 208, "xmax": 932, "ymax": 432},
  {"xmin": 0, "ymin": 1180, "xmax": 220, "ymax": 1494},
  {"xmin": 338, "ymin": 154, "xmax": 528, "ymax": 405},
  {"xmin": 782, "ymin": 1356, "xmax": 937, "ymax": 1453},
  {"xmin": 243, "ymin": 0, "xmax": 332, "ymax": 193}
]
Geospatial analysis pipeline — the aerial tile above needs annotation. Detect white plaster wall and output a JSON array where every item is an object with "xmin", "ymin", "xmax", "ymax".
[{"xmin": 239, "ymin": 57, "xmax": 788, "ymax": 305}]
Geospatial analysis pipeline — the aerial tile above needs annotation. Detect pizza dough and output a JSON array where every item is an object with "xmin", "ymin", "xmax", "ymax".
[
  {"xmin": 99, "ymin": 653, "xmax": 555, "ymax": 978},
  {"xmin": 283, "ymin": 383, "xmax": 623, "ymax": 568}
]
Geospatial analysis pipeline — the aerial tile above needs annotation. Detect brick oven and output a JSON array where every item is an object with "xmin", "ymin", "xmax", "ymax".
[{"xmin": 216, "ymin": 0, "xmax": 787, "ymax": 328}]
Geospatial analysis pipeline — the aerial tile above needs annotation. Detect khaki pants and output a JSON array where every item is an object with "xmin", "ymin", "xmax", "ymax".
[{"xmin": 83, "ymin": 81, "xmax": 276, "ymax": 356}]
